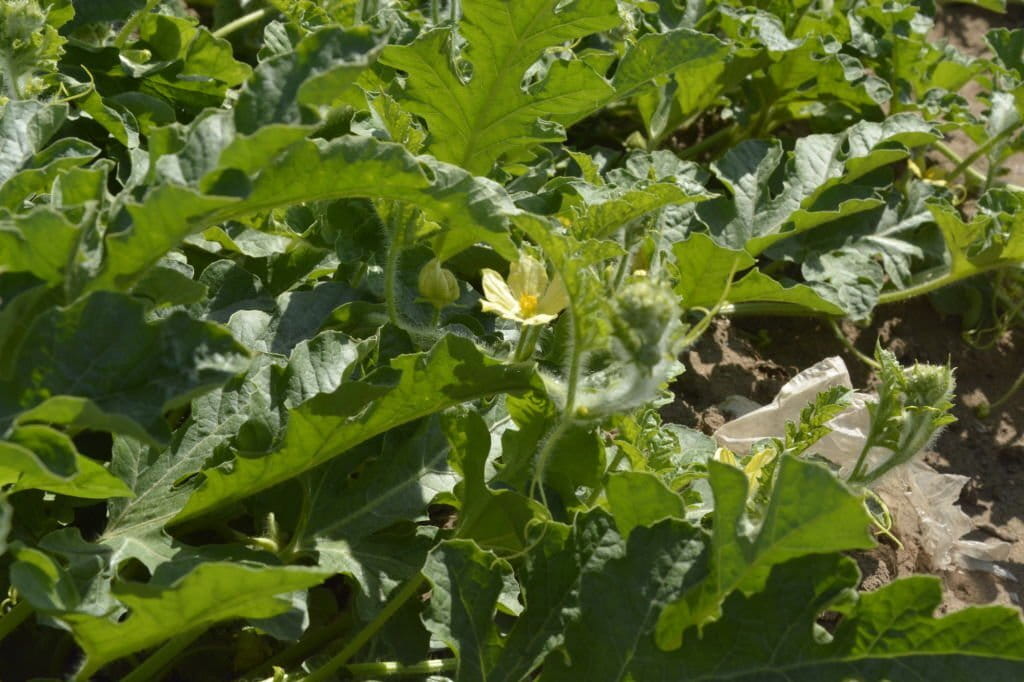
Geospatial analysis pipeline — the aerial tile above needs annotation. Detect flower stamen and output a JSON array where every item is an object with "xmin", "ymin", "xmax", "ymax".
[{"xmin": 518, "ymin": 293, "xmax": 539, "ymax": 317}]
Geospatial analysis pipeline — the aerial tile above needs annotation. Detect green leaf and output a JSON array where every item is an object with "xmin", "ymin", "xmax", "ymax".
[
  {"xmin": 0, "ymin": 207, "xmax": 80, "ymax": 283},
  {"xmin": 175, "ymin": 335, "xmax": 539, "ymax": 524},
  {"xmin": 540, "ymin": 518, "xmax": 709, "ymax": 681},
  {"xmin": 545, "ymin": 548, "xmax": 1024, "ymax": 680},
  {"xmin": 298, "ymin": 418, "xmax": 457, "ymax": 607},
  {"xmin": 0, "ymin": 137, "xmax": 99, "ymax": 210},
  {"xmin": 445, "ymin": 410, "xmax": 546, "ymax": 553},
  {"xmin": 235, "ymin": 26, "xmax": 382, "ymax": 134},
  {"xmin": 488, "ymin": 511, "xmax": 624, "ymax": 682},
  {"xmin": 0, "ymin": 291, "xmax": 249, "ymax": 445},
  {"xmin": 204, "ymin": 136, "xmax": 519, "ymax": 262},
  {"xmin": 0, "ymin": 101, "xmax": 67, "ymax": 185},
  {"xmin": 422, "ymin": 540, "xmax": 513, "ymax": 682},
  {"xmin": 699, "ymin": 116, "xmax": 935, "ymax": 252},
  {"xmin": 0, "ymin": 425, "xmax": 132, "ymax": 499},
  {"xmin": 101, "ymin": 331, "xmax": 357, "ymax": 568},
  {"xmin": 63, "ymin": 562, "xmax": 329, "ymax": 679},
  {"xmin": 802, "ymin": 248, "xmax": 884, "ymax": 318},
  {"xmin": 85, "ymin": 185, "xmax": 237, "ymax": 293},
  {"xmin": 671, "ymin": 233, "xmax": 843, "ymax": 315},
  {"xmin": 612, "ymin": 29, "xmax": 730, "ymax": 99},
  {"xmin": 987, "ymin": 28, "xmax": 1024, "ymax": 80},
  {"xmin": 381, "ymin": 0, "xmax": 619, "ymax": 174},
  {"xmin": 672, "ymin": 233, "xmax": 754, "ymax": 309},
  {"xmin": 606, "ymin": 471, "xmax": 686, "ymax": 539},
  {"xmin": 928, "ymin": 199, "xmax": 1024, "ymax": 280},
  {"xmin": 655, "ymin": 456, "xmax": 875, "ymax": 649}
]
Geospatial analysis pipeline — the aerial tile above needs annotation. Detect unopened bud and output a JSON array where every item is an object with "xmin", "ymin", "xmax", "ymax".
[{"xmin": 418, "ymin": 258, "xmax": 459, "ymax": 309}]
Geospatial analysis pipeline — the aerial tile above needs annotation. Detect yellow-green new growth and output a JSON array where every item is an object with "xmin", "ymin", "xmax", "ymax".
[{"xmin": 480, "ymin": 253, "xmax": 568, "ymax": 326}]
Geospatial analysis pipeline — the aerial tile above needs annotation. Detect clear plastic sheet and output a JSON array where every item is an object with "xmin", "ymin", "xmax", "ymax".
[{"xmin": 712, "ymin": 356, "xmax": 1011, "ymax": 574}]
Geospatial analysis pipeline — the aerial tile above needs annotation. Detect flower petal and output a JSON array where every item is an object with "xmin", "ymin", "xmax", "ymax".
[
  {"xmin": 537, "ymin": 272, "xmax": 569, "ymax": 316},
  {"xmin": 507, "ymin": 254, "xmax": 547, "ymax": 300},
  {"xmin": 480, "ymin": 269, "xmax": 519, "ymax": 318},
  {"xmin": 521, "ymin": 312, "xmax": 558, "ymax": 326}
]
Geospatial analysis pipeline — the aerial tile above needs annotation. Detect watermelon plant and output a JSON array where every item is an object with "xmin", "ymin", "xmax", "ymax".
[{"xmin": 1, "ymin": 0, "xmax": 1023, "ymax": 680}]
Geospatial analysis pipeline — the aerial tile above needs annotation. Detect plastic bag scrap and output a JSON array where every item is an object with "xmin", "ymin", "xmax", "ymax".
[{"xmin": 712, "ymin": 356, "xmax": 1011, "ymax": 577}]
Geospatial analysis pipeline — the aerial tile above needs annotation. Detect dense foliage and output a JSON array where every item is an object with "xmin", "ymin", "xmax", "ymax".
[{"xmin": 1, "ymin": 0, "xmax": 1023, "ymax": 680}]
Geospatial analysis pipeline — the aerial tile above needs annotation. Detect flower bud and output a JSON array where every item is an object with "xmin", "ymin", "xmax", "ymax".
[{"xmin": 418, "ymin": 258, "xmax": 459, "ymax": 309}]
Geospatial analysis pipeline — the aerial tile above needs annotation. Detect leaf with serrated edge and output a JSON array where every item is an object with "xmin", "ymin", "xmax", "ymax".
[
  {"xmin": 174, "ymin": 335, "xmax": 538, "ymax": 525},
  {"xmin": 64, "ymin": 562, "xmax": 328, "ymax": 679}
]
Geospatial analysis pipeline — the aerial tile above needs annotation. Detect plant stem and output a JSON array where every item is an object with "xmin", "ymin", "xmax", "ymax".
[
  {"xmin": 876, "ymin": 263, "xmax": 1005, "ymax": 306},
  {"xmin": 344, "ymin": 658, "xmax": 457, "ymax": 677},
  {"xmin": 431, "ymin": 0, "xmax": 440, "ymax": 23},
  {"xmin": 0, "ymin": 600, "xmax": 32, "ymax": 642},
  {"xmin": 122, "ymin": 628, "xmax": 206, "ymax": 682},
  {"xmin": 301, "ymin": 575, "xmax": 427, "ymax": 682},
  {"xmin": 212, "ymin": 8, "xmax": 271, "ymax": 40},
  {"xmin": 244, "ymin": 612, "xmax": 355, "ymax": 680},
  {"xmin": 677, "ymin": 123, "xmax": 737, "ymax": 161},
  {"xmin": 384, "ymin": 239, "xmax": 404, "ymax": 327},
  {"xmin": 512, "ymin": 325, "xmax": 541, "ymax": 362},
  {"xmin": 947, "ymin": 127, "xmax": 1015, "ymax": 186},
  {"xmin": 718, "ymin": 301, "xmax": 840, "ymax": 318},
  {"xmin": 932, "ymin": 140, "xmax": 1024, "ymax": 193},
  {"xmin": 828, "ymin": 319, "xmax": 879, "ymax": 369},
  {"xmin": 115, "ymin": 0, "xmax": 160, "ymax": 47},
  {"xmin": 987, "ymin": 367, "xmax": 1024, "ymax": 412},
  {"xmin": 2, "ymin": 54, "xmax": 22, "ymax": 100}
]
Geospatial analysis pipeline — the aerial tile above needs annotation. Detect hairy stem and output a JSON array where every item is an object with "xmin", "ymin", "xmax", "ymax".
[
  {"xmin": 114, "ymin": 0, "xmax": 161, "ymax": 47},
  {"xmin": 384, "ymin": 239, "xmax": 404, "ymax": 327},
  {"xmin": 512, "ymin": 325, "xmax": 542, "ymax": 362},
  {"xmin": 301, "ymin": 575, "xmax": 427, "ymax": 682}
]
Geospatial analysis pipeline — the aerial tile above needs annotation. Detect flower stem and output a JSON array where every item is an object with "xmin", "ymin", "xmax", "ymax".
[
  {"xmin": 301, "ymin": 575, "xmax": 426, "ymax": 682},
  {"xmin": 0, "ymin": 599, "xmax": 31, "ymax": 642},
  {"xmin": 512, "ymin": 325, "xmax": 541, "ymax": 362}
]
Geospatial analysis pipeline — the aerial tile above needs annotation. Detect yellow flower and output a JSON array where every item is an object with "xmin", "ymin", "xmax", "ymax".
[{"xmin": 480, "ymin": 254, "xmax": 568, "ymax": 325}]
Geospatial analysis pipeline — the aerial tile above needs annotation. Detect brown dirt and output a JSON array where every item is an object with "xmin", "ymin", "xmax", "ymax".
[{"xmin": 664, "ymin": 297, "xmax": 1024, "ymax": 613}]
